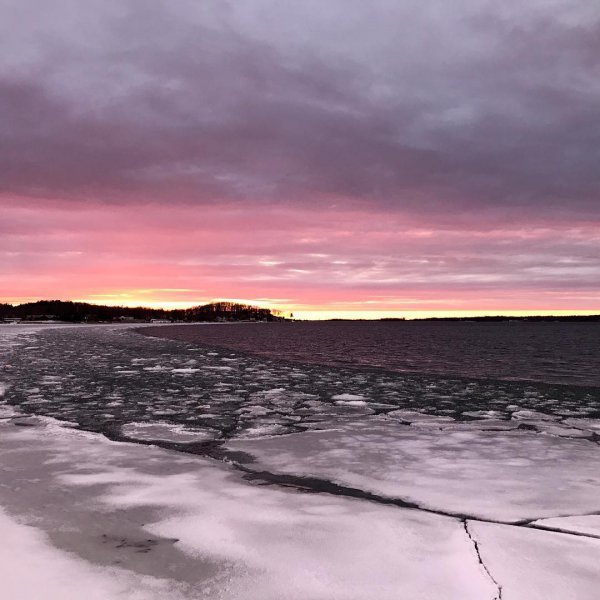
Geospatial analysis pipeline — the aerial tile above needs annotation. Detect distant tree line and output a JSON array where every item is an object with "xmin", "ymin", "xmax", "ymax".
[{"xmin": 0, "ymin": 300, "xmax": 285, "ymax": 323}]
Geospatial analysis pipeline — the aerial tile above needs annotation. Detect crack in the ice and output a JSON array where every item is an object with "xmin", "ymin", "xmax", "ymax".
[
  {"xmin": 60, "ymin": 421, "xmax": 600, "ymax": 541},
  {"xmin": 7, "ymin": 405, "xmax": 600, "ymax": 545},
  {"xmin": 230, "ymin": 461, "xmax": 527, "ymax": 524},
  {"xmin": 522, "ymin": 509, "xmax": 600, "ymax": 522},
  {"xmin": 527, "ymin": 523, "xmax": 600, "ymax": 540},
  {"xmin": 5, "ymin": 408, "xmax": 600, "ymax": 543},
  {"xmin": 463, "ymin": 520, "xmax": 503, "ymax": 600},
  {"xmin": 227, "ymin": 459, "xmax": 600, "ymax": 541}
]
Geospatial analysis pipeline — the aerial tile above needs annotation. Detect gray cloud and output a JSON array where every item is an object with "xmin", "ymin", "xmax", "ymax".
[{"xmin": 1, "ymin": 0, "xmax": 599, "ymax": 222}]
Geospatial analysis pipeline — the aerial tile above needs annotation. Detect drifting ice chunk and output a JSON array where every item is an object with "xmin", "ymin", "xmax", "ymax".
[
  {"xmin": 237, "ymin": 424, "xmax": 290, "ymax": 438},
  {"xmin": 511, "ymin": 410, "xmax": 558, "ymax": 421},
  {"xmin": 331, "ymin": 393, "xmax": 368, "ymax": 404},
  {"xmin": 121, "ymin": 422, "xmax": 217, "ymax": 443},
  {"xmin": 387, "ymin": 409, "xmax": 455, "ymax": 425}
]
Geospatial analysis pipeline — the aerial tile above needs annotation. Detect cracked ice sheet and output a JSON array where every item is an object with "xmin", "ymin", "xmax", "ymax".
[
  {"xmin": 467, "ymin": 521, "xmax": 600, "ymax": 600},
  {"xmin": 226, "ymin": 418, "xmax": 600, "ymax": 522},
  {"xmin": 0, "ymin": 419, "xmax": 498, "ymax": 600}
]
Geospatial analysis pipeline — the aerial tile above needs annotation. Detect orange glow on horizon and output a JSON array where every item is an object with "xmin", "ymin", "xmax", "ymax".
[{"xmin": 4, "ymin": 295, "xmax": 591, "ymax": 320}]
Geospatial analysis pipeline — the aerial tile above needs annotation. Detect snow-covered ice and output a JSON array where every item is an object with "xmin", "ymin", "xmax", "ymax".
[
  {"xmin": 467, "ymin": 520, "xmax": 600, "ymax": 600},
  {"xmin": 0, "ymin": 508, "xmax": 191, "ymax": 600},
  {"xmin": 2, "ymin": 323, "xmax": 599, "ymax": 598},
  {"xmin": 387, "ymin": 408, "xmax": 456, "ymax": 424},
  {"xmin": 0, "ymin": 418, "xmax": 499, "ymax": 600},
  {"xmin": 227, "ymin": 418, "xmax": 600, "ymax": 521}
]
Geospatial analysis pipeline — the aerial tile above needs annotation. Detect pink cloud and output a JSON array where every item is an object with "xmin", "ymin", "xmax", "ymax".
[{"xmin": 2, "ymin": 199, "xmax": 599, "ymax": 314}]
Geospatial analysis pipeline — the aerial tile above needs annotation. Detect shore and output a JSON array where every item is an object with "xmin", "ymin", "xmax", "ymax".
[
  {"xmin": 1, "ymin": 324, "xmax": 599, "ymax": 599},
  {"xmin": 0, "ymin": 416, "xmax": 500, "ymax": 599}
]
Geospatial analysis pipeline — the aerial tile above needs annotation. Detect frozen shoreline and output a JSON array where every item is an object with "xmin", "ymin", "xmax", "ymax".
[
  {"xmin": 0, "ymin": 417, "xmax": 500, "ymax": 600},
  {"xmin": 0, "ymin": 414, "xmax": 599, "ymax": 599},
  {"xmin": 1, "ymin": 324, "xmax": 599, "ymax": 599}
]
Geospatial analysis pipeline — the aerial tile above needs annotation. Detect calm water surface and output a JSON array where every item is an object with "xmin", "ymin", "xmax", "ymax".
[{"xmin": 142, "ymin": 321, "xmax": 600, "ymax": 387}]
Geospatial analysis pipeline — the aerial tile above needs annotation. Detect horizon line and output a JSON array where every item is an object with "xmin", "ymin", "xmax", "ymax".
[{"xmin": 3, "ymin": 298, "xmax": 599, "ymax": 321}]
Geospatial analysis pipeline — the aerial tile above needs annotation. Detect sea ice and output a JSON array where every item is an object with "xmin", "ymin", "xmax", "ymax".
[
  {"xmin": 121, "ymin": 422, "xmax": 217, "ymax": 443},
  {"xmin": 467, "ymin": 520, "xmax": 600, "ymax": 599},
  {"xmin": 331, "ymin": 393, "xmax": 367, "ymax": 403},
  {"xmin": 0, "ymin": 419, "xmax": 499, "ymax": 600},
  {"xmin": 0, "ymin": 509, "xmax": 191, "ymax": 600},
  {"xmin": 562, "ymin": 417, "xmax": 600, "ymax": 434},
  {"xmin": 386, "ymin": 409, "xmax": 455, "ymax": 424},
  {"xmin": 227, "ymin": 418, "xmax": 600, "ymax": 521},
  {"xmin": 511, "ymin": 409, "xmax": 558, "ymax": 421}
]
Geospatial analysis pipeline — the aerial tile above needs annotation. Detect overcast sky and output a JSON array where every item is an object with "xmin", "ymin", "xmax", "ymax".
[{"xmin": 2, "ymin": 0, "xmax": 599, "ymax": 316}]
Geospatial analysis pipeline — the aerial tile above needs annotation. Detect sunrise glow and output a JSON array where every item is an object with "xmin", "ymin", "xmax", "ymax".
[{"xmin": 1, "ymin": 2, "xmax": 599, "ymax": 317}]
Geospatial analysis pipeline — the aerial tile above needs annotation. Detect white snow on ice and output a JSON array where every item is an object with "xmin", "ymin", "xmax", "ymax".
[
  {"xmin": 227, "ymin": 418, "xmax": 600, "ymax": 521},
  {"xmin": 0, "ymin": 419, "xmax": 499, "ymax": 600},
  {"xmin": 0, "ymin": 508, "xmax": 191, "ymax": 600},
  {"xmin": 467, "ymin": 520, "xmax": 600, "ymax": 600}
]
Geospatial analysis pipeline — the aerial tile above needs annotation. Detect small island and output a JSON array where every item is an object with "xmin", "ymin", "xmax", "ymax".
[{"xmin": 0, "ymin": 300, "xmax": 285, "ymax": 324}]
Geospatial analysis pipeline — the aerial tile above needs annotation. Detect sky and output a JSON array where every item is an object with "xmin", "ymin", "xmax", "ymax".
[{"xmin": 1, "ymin": 0, "xmax": 599, "ymax": 319}]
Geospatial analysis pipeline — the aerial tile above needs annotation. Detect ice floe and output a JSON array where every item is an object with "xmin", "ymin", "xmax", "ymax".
[
  {"xmin": 511, "ymin": 409, "xmax": 558, "ymax": 421},
  {"xmin": 387, "ymin": 409, "xmax": 456, "ymax": 425},
  {"xmin": 331, "ymin": 393, "xmax": 368, "ymax": 404},
  {"xmin": 0, "ymin": 420, "xmax": 499, "ymax": 600},
  {"xmin": 227, "ymin": 418, "xmax": 600, "ymax": 521},
  {"xmin": 121, "ymin": 422, "xmax": 217, "ymax": 443}
]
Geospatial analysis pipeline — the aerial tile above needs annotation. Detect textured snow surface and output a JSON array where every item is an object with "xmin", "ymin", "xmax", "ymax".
[
  {"xmin": 0, "ymin": 420, "xmax": 498, "ymax": 600},
  {"xmin": 227, "ymin": 418, "xmax": 600, "ymax": 521},
  {"xmin": 0, "ymin": 509, "xmax": 189, "ymax": 600},
  {"xmin": 2, "ymin": 324, "xmax": 600, "ymax": 598},
  {"xmin": 467, "ymin": 521, "xmax": 600, "ymax": 600}
]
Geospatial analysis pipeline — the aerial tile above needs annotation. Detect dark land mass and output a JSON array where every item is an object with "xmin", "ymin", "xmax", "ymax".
[
  {"xmin": 1, "ymin": 299, "xmax": 598, "ymax": 324},
  {"xmin": 0, "ymin": 300, "xmax": 284, "ymax": 323}
]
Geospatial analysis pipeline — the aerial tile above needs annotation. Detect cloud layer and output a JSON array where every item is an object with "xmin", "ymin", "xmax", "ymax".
[{"xmin": 1, "ymin": 0, "xmax": 599, "ymax": 314}]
